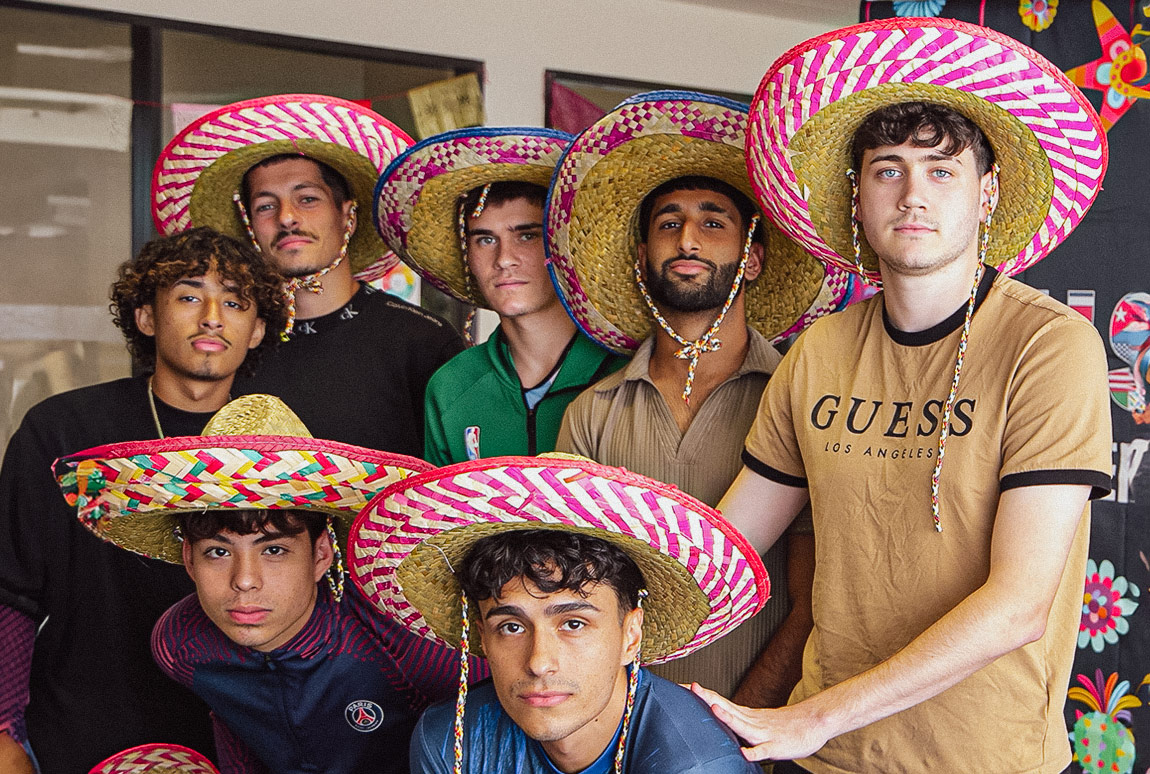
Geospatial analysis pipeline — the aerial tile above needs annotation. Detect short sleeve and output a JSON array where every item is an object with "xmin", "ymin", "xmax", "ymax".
[
  {"xmin": 409, "ymin": 711, "xmax": 452, "ymax": 774},
  {"xmin": 999, "ymin": 316, "xmax": 1112, "ymax": 498},
  {"xmin": 150, "ymin": 595, "xmax": 202, "ymax": 689},
  {"xmin": 555, "ymin": 387, "xmax": 596, "ymax": 458},
  {"xmin": 742, "ymin": 344, "xmax": 808, "ymax": 488}
]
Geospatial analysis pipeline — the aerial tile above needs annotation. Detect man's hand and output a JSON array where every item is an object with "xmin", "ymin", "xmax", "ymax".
[
  {"xmin": 691, "ymin": 683, "xmax": 832, "ymax": 761},
  {"xmin": 0, "ymin": 732, "xmax": 35, "ymax": 774}
]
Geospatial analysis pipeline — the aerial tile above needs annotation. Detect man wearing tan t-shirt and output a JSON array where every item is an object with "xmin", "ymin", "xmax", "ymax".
[{"xmin": 690, "ymin": 21, "xmax": 1113, "ymax": 774}]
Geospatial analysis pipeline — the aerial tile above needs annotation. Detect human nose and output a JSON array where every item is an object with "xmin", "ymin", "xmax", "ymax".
[
  {"xmin": 494, "ymin": 239, "xmax": 520, "ymax": 269},
  {"xmin": 898, "ymin": 173, "xmax": 927, "ymax": 211},
  {"xmin": 526, "ymin": 628, "xmax": 560, "ymax": 677},
  {"xmin": 231, "ymin": 551, "xmax": 262, "ymax": 592},
  {"xmin": 678, "ymin": 220, "xmax": 702, "ymax": 253},
  {"xmin": 200, "ymin": 297, "xmax": 223, "ymax": 331},
  {"xmin": 277, "ymin": 202, "xmax": 299, "ymax": 230}
]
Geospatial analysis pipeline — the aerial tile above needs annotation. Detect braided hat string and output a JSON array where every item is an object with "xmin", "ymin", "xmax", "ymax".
[
  {"xmin": 233, "ymin": 193, "xmax": 356, "ymax": 341},
  {"xmin": 930, "ymin": 163, "xmax": 999, "ymax": 532},
  {"xmin": 455, "ymin": 183, "xmax": 492, "ymax": 348},
  {"xmin": 612, "ymin": 588, "xmax": 647, "ymax": 774},
  {"xmin": 453, "ymin": 590, "xmax": 471, "ymax": 774},
  {"xmin": 846, "ymin": 169, "xmax": 881, "ymax": 288},
  {"xmin": 326, "ymin": 518, "xmax": 345, "ymax": 603},
  {"xmin": 634, "ymin": 215, "xmax": 759, "ymax": 405}
]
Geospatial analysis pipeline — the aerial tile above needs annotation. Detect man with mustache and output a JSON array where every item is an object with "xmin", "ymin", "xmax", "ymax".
[
  {"xmin": 551, "ymin": 92, "xmax": 850, "ymax": 705},
  {"xmin": 152, "ymin": 95, "xmax": 464, "ymax": 453},
  {"xmin": 375, "ymin": 128, "xmax": 624, "ymax": 465},
  {"xmin": 0, "ymin": 227, "xmax": 285, "ymax": 773}
]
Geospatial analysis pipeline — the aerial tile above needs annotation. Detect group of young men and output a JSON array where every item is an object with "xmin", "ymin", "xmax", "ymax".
[{"xmin": 0, "ymin": 16, "xmax": 1115, "ymax": 774}]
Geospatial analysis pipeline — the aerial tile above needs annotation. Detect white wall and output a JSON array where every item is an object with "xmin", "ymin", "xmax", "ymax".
[{"xmin": 27, "ymin": 0, "xmax": 848, "ymax": 124}]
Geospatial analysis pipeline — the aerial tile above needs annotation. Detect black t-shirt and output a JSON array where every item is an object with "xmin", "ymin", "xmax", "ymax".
[
  {"xmin": 235, "ymin": 283, "xmax": 464, "ymax": 454},
  {"xmin": 0, "ymin": 376, "xmax": 215, "ymax": 772}
]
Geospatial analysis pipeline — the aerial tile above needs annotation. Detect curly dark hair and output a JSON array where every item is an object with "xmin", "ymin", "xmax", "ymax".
[
  {"xmin": 458, "ymin": 529, "xmax": 646, "ymax": 622},
  {"xmin": 178, "ymin": 508, "xmax": 327, "ymax": 546},
  {"xmin": 851, "ymin": 101, "xmax": 996, "ymax": 175},
  {"xmin": 110, "ymin": 227, "xmax": 288, "ymax": 375}
]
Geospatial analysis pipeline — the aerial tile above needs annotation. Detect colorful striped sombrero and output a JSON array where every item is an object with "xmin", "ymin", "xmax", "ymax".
[
  {"xmin": 746, "ymin": 18, "xmax": 1108, "ymax": 284},
  {"xmin": 55, "ymin": 394, "xmax": 431, "ymax": 564},
  {"xmin": 545, "ymin": 90, "xmax": 851, "ymax": 355},
  {"xmin": 152, "ymin": 94, "xmax": 413, "ymax": 274},
  {"xmin": 349, "ymin": 454, "xmax": 769, "ymax": 665},
  {"xmin": 88, "ymin": 744, "xmax": 218, "ymax": 774},
  {"xmin": 374, "ymin": 127, "xmax": 573, "ymax": 308}
]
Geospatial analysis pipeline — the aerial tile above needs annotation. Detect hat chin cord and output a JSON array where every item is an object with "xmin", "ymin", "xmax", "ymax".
[
  {"xmin": 233, "ymin": 193, "xmax": 356, "ymax": 341},
  {"xmin": 635, "ymin": 215, "xmax": 759, "ymax": 406}
]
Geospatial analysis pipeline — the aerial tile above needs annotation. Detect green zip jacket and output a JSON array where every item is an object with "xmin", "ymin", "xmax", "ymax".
[{"xmin": 423, "ymin": 328, "xmax": 625, "ymax": 466}]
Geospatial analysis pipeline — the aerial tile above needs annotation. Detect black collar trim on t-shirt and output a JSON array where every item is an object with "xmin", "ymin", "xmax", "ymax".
[
  {"xmin": 882, "ymin": 266, "xmax": 999, "ymax": 347},
  {"xmin": 289, "ymin": 283, "xmax": 372, "ymax": 337}
]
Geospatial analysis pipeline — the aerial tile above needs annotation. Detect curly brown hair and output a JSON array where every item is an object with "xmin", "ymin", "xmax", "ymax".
[{"xmin": 110, "ymin": 227, "xmax": 288, "ymax": 375}]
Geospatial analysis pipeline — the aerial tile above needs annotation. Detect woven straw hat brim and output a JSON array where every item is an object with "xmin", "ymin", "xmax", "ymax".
[
  {"xmin": 89, "ymin": 744, "xmax": 218, "ymax": 774},
  {"xmin": 57, "ymin": 436, "xmax": 432, "ymax": 564},
  {"xmin": 375, "ymin": 127, "xmax": 574, "ymax": 307},
  {"xmin": 746, "ymin": 18, "xmax": 1108, "ymax": 283},
  {"xmin": 349, "ymin": 455, "xmax": 769, "ymax": 665},
  {"xmin": 152, "ymin": 94, "xmax": 413, "ymax": 274},
  {"xmin": 545, "ymin": 90, "xmax": 850, "ymax": 355}
]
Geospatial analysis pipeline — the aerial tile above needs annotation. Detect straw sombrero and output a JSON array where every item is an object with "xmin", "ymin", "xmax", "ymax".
[
  {"xmin": 55, "ymin": 394, "xmax": 431, "ymax": 564},
  {"xmin": 375, "ymin": 127, "xmax": 573, "ymax": 308},
  {"xmin": 545, "ymin": 90, "xmax": 851, "ymax": 355},
  {"xmin": 349, "ymin": 454, "xmax": 769, "ymax": 665},
  {"xmin": 746, "ymin": 18, "xmax": 1108, "ymax": 284},
  {"xmin": 88, "ymin": 744, "xmax": 218, "ymax": 774},
  {"xmin": 152, "ymin": 94, "xmax": 414, "ymax": 274}
]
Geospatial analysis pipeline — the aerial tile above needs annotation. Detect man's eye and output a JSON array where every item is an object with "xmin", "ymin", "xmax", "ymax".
[
  {"xmin": 520, "ymin": 232, "xmax": 540, "ymax": 242},
  {"xmin": 178, "ymin": 294, "xmax": 200, "ymax": 303},
  {"xmin": 705, "ymin": 219, "xmax": 724, "ymax": 228},
  {"xmin": 474, "ymin": 236, "xmax": 495, "ymax": 247},
  {"xmin": 931, "ymin": 169, "xmax": 954, "ymax": 179},
  {"xmin": 877, "ymin": 169, "xmax": 900, "ymax": 179},
  {"xmin": 560, "ymin": 619, "xmax": 586, "ymax": 632},
  {"xmin": 657, "ymin": 220, "xmax": 680, "ymax": 230},
  {"xmin": 224, "ymin": 299, "xmax": 245, "ymax": 310},
  {"xmin": 254, "ymin": 203, "xmax": 274, "ymax": 213},
  {"xmin": 204, "ymin": 547, "xmax": 228, "ymax": 558},
  {"xmin": 497, "ymin": 621, "xmax": 524, "ymax": 635},
  {"xmin": 263, "ymin": 545, "xmax": 286, "ymax": 556},
  {"xmin": 299, "ymin": 196, "xmax": 319, "ymax": 204}
]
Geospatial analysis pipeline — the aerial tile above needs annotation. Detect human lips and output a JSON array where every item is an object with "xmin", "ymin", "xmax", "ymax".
[
  {"xmin": 228, "ymin": 606, "xmax": 270, "ymax": 625},
  {"xmin": 892, "ymin": 221, "xmax": 936, "ymax": 235},
  {"xmin": 518, "ymin": 691, "xmax": 572, "ymax": 708},
  {"xmin": 191, "ymin": 336, "xmax": 229, "ymax": 353},
  {"xmin": 275, "ymin": 234, "xmax": 313, "ymax": 250},
  {"xmin": 665, "ymin": 257, "xmax": 714, "ymax": 276}
]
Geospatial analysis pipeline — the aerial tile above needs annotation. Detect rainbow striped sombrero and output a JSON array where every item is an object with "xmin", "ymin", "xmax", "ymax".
[
  {"xmin": 349, "ymin": 454, "xmax": 769, "ymax": 665},
  {"xmin": 88, "ymin": 744, "xmax": 218, "ymax": 774},
  {"xmin": 545, "ymin": 90, "xmax": 852, "ymax": 355},
  {"xmin": 55, "ymin": 395, "xmax": 431, "ymax": 564},
  {"xmin": 375, "ymin": 127, "xmax": 573, "ymax": 308},
  {"xmin": 152, "ymin": 94, "xmax": 413, "ymax": 274},
  {"xmin": 746, "ymin": 18, "xmax": 1108, "ymax": 284}
]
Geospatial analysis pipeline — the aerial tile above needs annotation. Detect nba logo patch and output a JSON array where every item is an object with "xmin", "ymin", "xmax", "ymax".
[
  {"xmin": 345, "ymin": 700, "xmax": 384, "ymax": 732},
  {"xmin": 464, "ymin": 426, "xmax": 481, "ymax": 461}
]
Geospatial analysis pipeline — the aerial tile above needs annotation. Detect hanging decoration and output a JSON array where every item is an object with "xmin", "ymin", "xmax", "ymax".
[
  {"xmin": 1080, "ymin": 558, "xmax": 1141, "ymax": 652},
  {"xmin": 1068, "ymin": 670, "xmax": 1141, "ymax": 774},
  {"xmin": 1019, "ymin": 0, "xmax": 1058, "ymax": 31},
  {"xmin": 892, "ymin": 0, "xmax": 946, "ymax": 16},
  {"xmin": 1065, "ymin": 0, "xmax": 1150, "ymax": 131}
]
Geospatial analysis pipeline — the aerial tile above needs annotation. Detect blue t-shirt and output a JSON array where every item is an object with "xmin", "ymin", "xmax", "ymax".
[{"xmin": 410, "ymin": 668, "xmax": 757, "ymax": 773}]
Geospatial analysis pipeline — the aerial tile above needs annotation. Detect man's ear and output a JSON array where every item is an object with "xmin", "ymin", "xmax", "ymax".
[
  {"xmin": 980, "ymin": 168, "xmax": 999, "ymax": 220},
  {"xmin": 181, "ymin": 535, "xmax": 195, "ymax": 582},
  {"xmin": 343, "ymin": 199, "xmax": 358, "ymax": 238},
  {"xmin": 135, "ymin": 304, "xmax": 156, "ymax": 337},
  {"xmin": 620, "ymin": 605, "xmax": 644, "ymax": 667},
  {"xmin": 247, "ymin": 317, "xmax": 266, "ymax": 351},
  {"xmin": 636, "ymin": 243, "xmax": 648, "ymax": 281},
  {"xmin": 312, "ymin": 528, "xmax": 335, "ymax": 583},
  {"xmin": 744, "ymin": 241, "xmax": 764, "ymax": 283}
]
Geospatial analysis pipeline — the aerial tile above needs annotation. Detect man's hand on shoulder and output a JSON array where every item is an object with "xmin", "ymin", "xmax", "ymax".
[{"xmin": 690, "ymin": 683, "xmax": 835, "ymax": 763}]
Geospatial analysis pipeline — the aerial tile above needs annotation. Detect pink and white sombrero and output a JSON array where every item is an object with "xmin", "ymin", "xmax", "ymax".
[
  {"xmin": 55, "ymin": 395, "xmax": 431, "ymax": 564},
  {"xmin": 152, "ymin": 94, "xmax": 413, "ymax": 274},
  {"xmin": 545, "ymin": 90, "xmax": 851, "ymax": 355},
  {"xmin": 375, "ymin": 127, "xmax": 573, "ymax": 308},
  {"xmin": 746, "ymin": 18, "xmax": 1108, "ymax": 283},
  {"xmin": 349, "ymin": 454, "xmax": 769, "ymax": 665},
  {"xmin": 88, "ymin": 744, "xmax": 218, "ymax": 774}
]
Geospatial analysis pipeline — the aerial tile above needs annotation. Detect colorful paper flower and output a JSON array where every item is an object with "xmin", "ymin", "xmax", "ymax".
[
  {"xmin": 1080, "ymin": 559, "xmax": 1140, "ymax": 652},
  {"xmin": 893, "ymin": 0, "xmax": 946, "ymax": 16},
  {"xmin": 1068, "ymin": 670, "xmax": 1139, "ymax": 774},
  {"xmin": 1020, "ymin": 0, "xmax": 1058, "ymax": 32}
]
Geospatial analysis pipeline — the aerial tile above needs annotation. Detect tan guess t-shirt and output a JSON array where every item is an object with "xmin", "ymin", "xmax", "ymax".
[{"xmin": 744, "ymin": 272, "xmax": 1112, "ymax": 774}]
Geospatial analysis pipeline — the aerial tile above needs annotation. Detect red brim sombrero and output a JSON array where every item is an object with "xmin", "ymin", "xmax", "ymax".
[
  {"xmin": 88, "ymin": 744, "xmax": 218, "ymax": 774},
  {"xmin": 349, "ymin": 454, "xmax": 769, "ymax": 665},
  {"xmin": 545, "ymin": 90, "xmax": 851, "ymax": 355},
  {"xmin": 374, "ymin": 127, "xmax": 573, "ymax": 307},
  {"xmin": 152, "ymin": 94, "xmax": 413, "ymax": 274},
  {"xmin": 746, "ymin": 18, "xmax": 1108, "ymax": 283},
  {"xmin": 55, "ymin": 395, "xmax": 431, "ymax": 563}
]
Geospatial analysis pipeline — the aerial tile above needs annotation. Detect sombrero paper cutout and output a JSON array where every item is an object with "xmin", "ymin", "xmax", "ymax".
[
  {"xmin": 545, "ymin": 89, "xmax": 852, "ymax": 355},
  {"xmin": 88, "ymin": 744, "xmax": 218, "ymax": 774},
  {"xmin": 152, "ymin": 94, "xmax": 413, "ymax": 273},
  {"xmin": 348, "ymin": 454, "xmax": 769, "ymax": 665},
  {"xmin": 375, "ymin": 127, "xmax": 573, "ymax": 308},
  {"xmin": 56, "ymin": 394, "xmax": 431, "ymax": 564},
  {"xmin": 746, "ymin": 17, "xmax": 1108, "ymax": 284}
]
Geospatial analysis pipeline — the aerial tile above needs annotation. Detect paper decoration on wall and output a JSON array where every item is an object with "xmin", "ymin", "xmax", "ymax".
[
  {"xmin": 1066, "ymin": 1, "xmax": 1150, "ymax": 131},
  {"xmin": 892, "ymin": 0, "xmax": 946, "ymax": 16},
  {"xmin": 407, "ymin": 73, "xmax": 485, "ymax": 140},
  {"xmin": 1019, "ymin": 0, "xmax": 1058, "ymax": 32},
  {"xmin": 355, "ymin": 253, "xmax": 420, "ymax": 305},
  {"xmin": 1081, "ymin": 559, "xmax": 1141, "ymax": 652},
  {"xmin": 1109, "ymin": 292, "xmax": 1150, "ymax": 421},
  {"xmin": 1069, "ymin": 669, "xmax": 1141, "ymax": 773}
]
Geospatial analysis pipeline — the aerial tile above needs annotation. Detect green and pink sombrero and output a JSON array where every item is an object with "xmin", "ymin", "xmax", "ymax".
[
  {"xmin": 746, "ymin": 18, "xmax": 1108, "ymax": 284},
  {"xmin": 348, "ymin": 454, "xmax": 769, "ymax": 665},
  {"xmin": 374, "ymin": 127, "xmax": 573, "ymax": 308},
  {"xmin": 151, "ymin": 94, "xmax": 414, "ymax": 276}
]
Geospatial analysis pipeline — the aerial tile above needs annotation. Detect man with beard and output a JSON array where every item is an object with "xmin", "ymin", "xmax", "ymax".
[
  {"xmin": 151, "ymin": 95, "xmax": 464, "ymax": 453},
  {"xmin": 550, "ymin": 92, "xmax": 851, "ymax": 706},
  {"xmin": 0, "ymin": 227, "xmax": 285, "ymax": 772}
]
